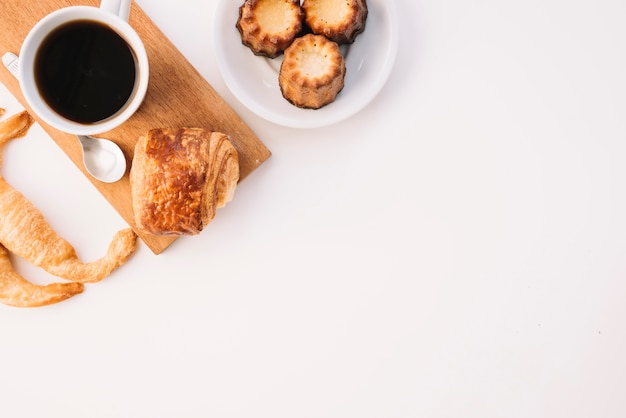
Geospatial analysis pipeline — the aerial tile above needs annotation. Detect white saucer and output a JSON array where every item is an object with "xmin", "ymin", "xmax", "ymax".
[{"xmin": 213, "ymin": 0, "xmax": 399, "ymax": 129}]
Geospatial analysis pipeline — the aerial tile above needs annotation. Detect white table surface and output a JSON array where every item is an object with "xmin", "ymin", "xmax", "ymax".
[{"xmin": 1, "ymin": 0, "xmax": 625, "ymax": 417}]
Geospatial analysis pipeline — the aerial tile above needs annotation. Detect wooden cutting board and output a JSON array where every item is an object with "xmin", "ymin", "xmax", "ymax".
[{"xmin": 0, "ymin": 0, "xmax": 271, "ymax": 254}]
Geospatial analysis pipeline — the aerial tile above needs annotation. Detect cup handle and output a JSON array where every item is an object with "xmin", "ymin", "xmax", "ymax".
[{"xmin": 99, "ymin": 0, "xmax": 131, "ymax": 21}]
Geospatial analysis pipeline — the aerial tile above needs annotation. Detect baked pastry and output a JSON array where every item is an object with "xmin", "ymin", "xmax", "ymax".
[
  {"xmin": 279, "ymin": 34, "xmax": 346, "ymax": 109},
  {"xmin": 0, "ymin": 179, "xmax": 136, "ymax": 285},
  {"xmin": 130, "ymin": 128, "xmax": 240, "ymax": 236},
  {"xmin": 0, "ymin": 110, "xmax": 136, "ymax": 308},
  {"xmin": 0, "ymin": 178, "xmax": 137, "ymax": 284},
  {"xmin": 302, "ymin": 0, "xmax": 368, "ymax": 44},
  {"xmin": 0, "ymin": 110, "xmax": 82, "ymax": 307},
  {"xmin": 236, "ymin": 0, "xmax": 304, "ymax": 58},
  {"xmin": 0, "ymin": 244, "xmax": 84, "ymax": 307}
]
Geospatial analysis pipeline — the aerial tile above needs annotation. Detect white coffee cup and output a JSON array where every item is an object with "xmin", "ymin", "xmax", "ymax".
[{"xmin": 18, "ymin": 0, "xmax": 149, "ymax": 135}]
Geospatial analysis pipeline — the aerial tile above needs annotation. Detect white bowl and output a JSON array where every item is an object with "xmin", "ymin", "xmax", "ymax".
[{"xmin": 213, "ymin": 0, "xmax": 399, "ymax": 129}]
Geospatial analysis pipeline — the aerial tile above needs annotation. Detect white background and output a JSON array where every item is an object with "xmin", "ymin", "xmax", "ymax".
[{"xmin": 1, "ymin": 0, "xmax": 626, "ymax": 417}]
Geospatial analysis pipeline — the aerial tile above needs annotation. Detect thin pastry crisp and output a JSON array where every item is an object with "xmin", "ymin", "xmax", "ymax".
[
  {"xmin": 279, "ymin": 34, "xmax": 346, "ymax": 109},
  {"xmin": 237, "ymin": 0, "xmax": 304, "ymax": 58},
  {"xmin": 130, "ymin": 128, "xmax": 240, "ymax": 236},
  {"xmin": 302, "ymin": 0, "xmax": 368, "ymax": 44}
]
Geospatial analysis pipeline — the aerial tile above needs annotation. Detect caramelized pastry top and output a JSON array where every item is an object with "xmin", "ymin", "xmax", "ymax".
[
  {"xmin": 279, "ymin": 34, "xmax": 346, "ymax": 109},
  {"xmin": 237, "ymin": 0, "xmax": 304, "ymax": 58},
  {"xmin": 302, "ymin": 0, "xmax": 368, "ymax": 44}
]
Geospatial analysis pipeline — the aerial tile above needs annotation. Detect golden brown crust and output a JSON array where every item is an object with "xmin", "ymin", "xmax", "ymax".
[
  {"xmin": 279, "ymin": 34, "xmax": 346, "ymax": 109},
  {"xmin": 0, "ymin": 180, "xmax": 136, "ymax": 283},
  {"xmin": 0, "ymin": 110, "xmax": 136, "ymax": 307},
  {"xmin": 0, "ymin": 110, "xmax": 34, "ymax": 150},
  {"xmin": 0, "ymin": 244, "xmax": 84, "ymax": 308},
  {"xmin": 302, "ymin": 0, "xmax": 368, "ymax": 44},
  {"xmin": 130, "ymin": 128, "xmax": 240, "ymax": 236},
  {"xmin": 237, "ymin": 0, "xmax": 304, "ymax": 58}
]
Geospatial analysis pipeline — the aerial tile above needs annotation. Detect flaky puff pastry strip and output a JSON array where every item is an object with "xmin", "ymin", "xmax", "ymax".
[
  {"xmin": 0, "ymin": 110, "xmax": 82, "ymax": 307},
  {"xmin": 0, "ymin": 182, "xmax": 137, "ymax": 283},
  {"xmin": 0, "ymin": 110, "xmax": 136, "ymax": 307},
  {"xmin": 0, "ymin": 244, "xmax": 84, "ymax": 307}
]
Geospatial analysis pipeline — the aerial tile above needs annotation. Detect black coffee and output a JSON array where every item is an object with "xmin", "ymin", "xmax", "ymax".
[{"xmin": 34, "ymin": 20, "xmax": 136, "ymax": 124}]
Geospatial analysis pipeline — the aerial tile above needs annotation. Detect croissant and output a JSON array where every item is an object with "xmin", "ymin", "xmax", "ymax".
[
  {"xmin": 130, "ymin": 128, "xmax": 240, "ymax": 235},
  {"xmin": 0, "ymin": 110, "xmax": 136, "ymax": 307}
]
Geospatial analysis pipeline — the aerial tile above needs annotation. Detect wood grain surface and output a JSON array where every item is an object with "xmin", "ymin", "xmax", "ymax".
[{"xmin": 0, "ymin": 0, "xmax": 271, "ymax": 254}]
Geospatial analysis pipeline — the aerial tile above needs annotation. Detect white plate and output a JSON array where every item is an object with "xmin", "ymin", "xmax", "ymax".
[{"xmin": 213, "ymin": 0, "xmax": 399, "ymax": 129}]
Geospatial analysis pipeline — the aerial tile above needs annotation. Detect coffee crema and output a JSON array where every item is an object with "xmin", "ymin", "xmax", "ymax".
[{"xmin": 34, "ymin": 19, "xmax": 137, "ymax": 124}]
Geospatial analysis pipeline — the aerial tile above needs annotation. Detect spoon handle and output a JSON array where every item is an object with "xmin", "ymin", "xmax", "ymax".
[
  {"xmin": 99, "ymin": 0, "xmax": 131, "ymax": 21},
  {"xmin": 2, "ymin": 52, "xmax": 20, "ymax": 79}
]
